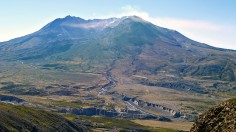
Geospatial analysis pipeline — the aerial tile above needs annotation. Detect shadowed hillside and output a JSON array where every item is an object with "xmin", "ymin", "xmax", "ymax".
[{"xmin": 0, "ymin": 103, "xmax": 87, "ymax": 131}]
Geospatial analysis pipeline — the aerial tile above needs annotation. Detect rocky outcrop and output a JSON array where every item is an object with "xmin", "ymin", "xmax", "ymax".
[
  {"xmin": 58, "ymin": 107, "xmax": 157, "ymax": 120},
  {"xmin": 0, "ymin": 95, "xmax": 24, "ymax": 103},
  {"xmin": 60, "ymin": 108, "xmax": 119, "ymax": 117},
  {"xmin": 113, "ymin": 93, "xmax": 197, "ymax": 121},
  {"xmin": 123, "ymin": 95, "xmax": 182, "ymax": 117},
  {"xmin": 191, "ymin": 98, "xmax": 236, "ymax": 132}
]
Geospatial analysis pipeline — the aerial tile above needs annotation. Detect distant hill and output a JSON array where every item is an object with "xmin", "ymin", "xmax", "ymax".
[
  {"xmin": 191, "ymin": 98, "xmax": 236, "ymax": 132},
  {"xmin": 0, "ymin": 103, "xmax": 87, "ymax": 131}
]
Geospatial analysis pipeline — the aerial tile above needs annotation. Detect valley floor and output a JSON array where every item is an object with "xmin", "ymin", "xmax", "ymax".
[
  {"xmin": 132, "ymin": 120, "xmax": 193, "ymax": 131},
  {"xmin": 0, "ymin": 60, "xmax": 235, "ymax": 131}
]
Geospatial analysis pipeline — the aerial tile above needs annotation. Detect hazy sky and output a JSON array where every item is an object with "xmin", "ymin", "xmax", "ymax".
[{"xmin": 1, "ymin": 0, "xmax": 236, "ymax": 49}]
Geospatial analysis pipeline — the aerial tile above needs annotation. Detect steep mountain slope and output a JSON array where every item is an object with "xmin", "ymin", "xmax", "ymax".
[
  {"xmin": 0, "ymin": 103, "xmax": 87, "ymax": 131},
  {"xmin": 190, "ymin": 98, "xmax": 236, "ymax": 132},
  {"xmin": 0, "ymin": 15, "xmax": 236, "ymax": 120},
  {"xmin": 0, "ymin": 15, "xmax": 236, "ymax": 81}
]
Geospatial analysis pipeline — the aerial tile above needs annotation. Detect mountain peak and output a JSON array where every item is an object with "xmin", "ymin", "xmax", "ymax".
[
  {"xmin": 121, "ymin": 15, "xmax": 147, "ymax": 23},
  {"xmin": 65, "ymin": 15, "xmax": 74, "ymax": 18},
  {"xmin": 126, "ymin": 15, "xmax": 143, "ymax": 19},
  {"xmin": 61, "ymin": 15, "xmax": 85, "ymax": 22},
  {"xmin": 40, "ymin": 15, "xmax": 85, "ymax": 31}
]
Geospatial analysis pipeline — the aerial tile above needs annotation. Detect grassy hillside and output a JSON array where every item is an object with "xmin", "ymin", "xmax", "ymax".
[
  {"xmin": 0, "ymin": 103, "xmax": 86, "ymax": 132},
  {"xmin": 191, "ymin": 98, "xmax": 236, "ymax": 132}
]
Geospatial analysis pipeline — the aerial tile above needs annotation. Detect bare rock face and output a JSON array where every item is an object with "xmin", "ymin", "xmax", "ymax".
[{"xmin": 190, "ymin": 98, "xmax": 236, "ymax": 132}]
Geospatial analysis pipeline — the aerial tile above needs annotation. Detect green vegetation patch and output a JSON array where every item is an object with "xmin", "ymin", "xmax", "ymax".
[
  {"xmin": 77, "ymin": 115, "xmax": 179, "ymax": 132},
  {"xmin": 0, "ymin": 103, "xmax": 85, "ymax": 131}
]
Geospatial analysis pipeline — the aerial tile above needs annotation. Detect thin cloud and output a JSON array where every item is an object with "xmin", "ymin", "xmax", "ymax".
[
  {"xmin": 94, "ymin": 5, "xmax": 225, "ymax": 31},
  {"xmin": 93, "ymin": 5, "xmax": 236, "ymax": 50}
]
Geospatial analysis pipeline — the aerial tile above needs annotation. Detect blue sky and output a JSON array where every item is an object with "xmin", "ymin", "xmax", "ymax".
[{"xmin": 1, "ymin": 0, "xmax": 236, "ymax": 49}]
